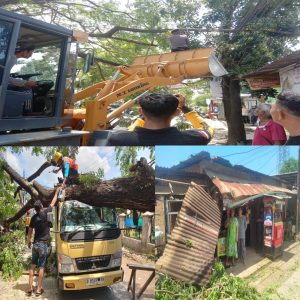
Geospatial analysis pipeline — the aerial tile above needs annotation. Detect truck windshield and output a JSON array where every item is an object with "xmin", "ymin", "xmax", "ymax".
[{"xmin": 60, "ymin": 200, "xmax": 117, "ymax": 233}]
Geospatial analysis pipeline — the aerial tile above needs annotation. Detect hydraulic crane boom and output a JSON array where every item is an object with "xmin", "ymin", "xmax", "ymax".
[{"xmin": 65, "ymin": 48, "xmax": 227, "ymax": 144}]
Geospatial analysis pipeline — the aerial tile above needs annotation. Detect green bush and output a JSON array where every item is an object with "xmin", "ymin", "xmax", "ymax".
[
  {"xmin": 0, "ymin": 230, "xmax": 26, "ymax": 279},
  {"xmin": 156, "ymin": 261, "xmax": 268, "ymax": 300}
]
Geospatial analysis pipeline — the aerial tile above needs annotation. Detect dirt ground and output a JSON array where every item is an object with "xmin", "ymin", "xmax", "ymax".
[
  {"xmin": 207, "ymin": 120, "xmax": 257, "ymax": 145},
  {"xmin": 226, "ymin": 241, "xmax": 300, "ymax": 300},
  {"xmin": 0, "ymin": 248, "xmax": 154, "ymax": 300}
]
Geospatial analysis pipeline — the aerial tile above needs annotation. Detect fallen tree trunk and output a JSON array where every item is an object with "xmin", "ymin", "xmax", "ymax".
[{"xmin": 2, "ymin": 158, "xmax": 155, "ymax": 227}]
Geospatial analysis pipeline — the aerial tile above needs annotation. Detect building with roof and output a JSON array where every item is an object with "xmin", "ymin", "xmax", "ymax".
[
  {"xmin": 155, "ymin": 151, "xmax": 297, "ymax": 286},
  {"xmin": 244, "ymin": 50, "xmax": 300, "ymax": 93}
]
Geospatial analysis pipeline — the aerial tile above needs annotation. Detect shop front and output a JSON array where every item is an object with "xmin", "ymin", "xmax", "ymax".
[{"xmin": 213, "ymin": 177, "xmax": 295, "ymax": 261}]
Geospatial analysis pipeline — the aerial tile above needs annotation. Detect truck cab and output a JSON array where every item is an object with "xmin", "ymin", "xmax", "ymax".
[
  {"xmin": 0, "ymin": 8, "xmax": 88, "ymax": 145},
  {"xmin": 54, "ymin": 200, "xmax": 123, "ymax": 290}
]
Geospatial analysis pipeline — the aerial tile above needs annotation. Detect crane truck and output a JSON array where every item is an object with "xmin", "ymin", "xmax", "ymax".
[{"xmin": 0, "ymin": 8, "xmax": 227, "ymax": 146}]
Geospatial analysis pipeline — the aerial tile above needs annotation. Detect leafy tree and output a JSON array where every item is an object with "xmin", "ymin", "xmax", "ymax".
[
  {"xmin": 196, "ymin": 0, "xmax": 299, "ymax": 144},
  {"xmin": 3, "ymin": 0, "xmax": 299, "ymax": 143},
  {"xmin": 280, "ymin": 158, "xmax": 298, "ymax": 174},
  {"xmin": 115, "ymin": 146, "xmax": 154, "ymax": 177}
]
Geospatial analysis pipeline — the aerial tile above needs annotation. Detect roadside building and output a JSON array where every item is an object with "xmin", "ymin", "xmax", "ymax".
[{"xmin": 155, "ymin": 152, "xmax": 297, "ymax": 284}]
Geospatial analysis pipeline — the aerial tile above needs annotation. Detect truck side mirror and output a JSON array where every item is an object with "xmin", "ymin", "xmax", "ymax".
[{"xmin": 83, "ymin": 51, "xmax": 94, "ymax": 73}]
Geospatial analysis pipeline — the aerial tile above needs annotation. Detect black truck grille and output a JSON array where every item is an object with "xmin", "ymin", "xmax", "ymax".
[{"xmin": 75, "ymin": 255, "xmax": 111, "ymax": 271}]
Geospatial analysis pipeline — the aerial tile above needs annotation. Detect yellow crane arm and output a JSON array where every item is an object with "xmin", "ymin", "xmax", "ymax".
[{"xmin": 65, "ymin": 48, "xmax": 227, "ymax": 141}]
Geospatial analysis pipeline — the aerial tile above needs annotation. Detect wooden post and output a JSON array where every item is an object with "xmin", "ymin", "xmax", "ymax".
[
  {"xmin": 119, "ymin": 213, "xmax": 126, "ymax": 236},
  {"xmin": 141, "ymin": 212, "xmax": 154, "ymax": 250}
]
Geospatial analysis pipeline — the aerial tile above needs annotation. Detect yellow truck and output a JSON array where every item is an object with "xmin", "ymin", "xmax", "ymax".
[{"xmin": 53, "ymin": 200, "xmax": 123, "ymax": 290}]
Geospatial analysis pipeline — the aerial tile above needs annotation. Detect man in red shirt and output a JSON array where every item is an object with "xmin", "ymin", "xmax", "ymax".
[{"xmin": 252, "ymin": 103, "xmax": 287, "ymax": 145}]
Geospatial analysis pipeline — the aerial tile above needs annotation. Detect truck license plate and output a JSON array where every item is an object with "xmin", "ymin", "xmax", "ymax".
[{"xmin": 87, "ymin": 277, "xmax": 105, "ymax": 286}]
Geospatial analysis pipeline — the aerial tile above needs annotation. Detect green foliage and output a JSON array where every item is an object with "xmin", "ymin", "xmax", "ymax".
[
  {"xmin": 280, "ymin": 158, "xmax": 298, "ymax": 174},
  {"xmin": 0, "ymin": 230, "xmax": 26, "ymax": 279},
  {"xmin": 156, "ymin": 261, "xmax": 266, "ymax": 300},
  {"xmin": 0, "ymin": 169, "xmax": 19, "ymax": 225},
  {"xmin": 184, "ymin": 239, "xmax": 193, "ymax": 248},
  {"xmin": 45, "ymin": 251, "xmax": 57, "ymax": 277},
  {"xmin": 115, "ymin": 147, "xmax": 154, "ymax": 177},
  {"xmin": 79, "ymin": 168, "xmax": 104, "ymax": 189}
]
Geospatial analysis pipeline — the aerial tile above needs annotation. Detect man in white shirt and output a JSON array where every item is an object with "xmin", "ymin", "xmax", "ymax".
[{"xmin": 8, "ymin": 41, "xmax": 37, "ymax": 89}]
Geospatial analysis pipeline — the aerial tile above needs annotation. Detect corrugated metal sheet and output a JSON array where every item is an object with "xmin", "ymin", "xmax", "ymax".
[
  {"xmin": 156, "ymin": 182, "xmax": 221, "ymax": 286},
  {"xmin": 245, "ymin": 50, "xmax": 300, "ymax": 78},
  {"xmin": 212, "ymin": 177, "xmax": 293, "ymax": 201}
]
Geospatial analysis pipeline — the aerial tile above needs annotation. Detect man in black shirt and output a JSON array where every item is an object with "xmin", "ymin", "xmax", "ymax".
[
  {"xmin": 27, "ymin": 187, "xmax": 60, "ymax": 296},
  {"xmin": 271, "ymin": 92, "xmax": 300, "ymax": 145},
  {"xmin": 106, "ymin": 93, "xmax": 213, "ymax": 146}
]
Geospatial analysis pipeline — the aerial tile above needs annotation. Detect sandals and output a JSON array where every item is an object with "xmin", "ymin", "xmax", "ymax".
[
  {"xmin": 35, "ymin": 288, "xmax": 44, "ymax": 297},
  {"xmin": 26, "ymin": 289, "xmax": 33, "ymax": 296}
]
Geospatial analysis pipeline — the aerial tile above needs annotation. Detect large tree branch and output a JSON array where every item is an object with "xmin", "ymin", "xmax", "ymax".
[
  {"xmin": 14, "ymin": 161, "xmax": 54, "ymax": 198},
  {"xmin": 4, "ymin": 199, "xmax": 34, "ymax": 228},
  {"xmin": 2, "ymin": 162, "xmax": 39, "ymax": 199},
  {"xmin": 78, "ymin": 51, "xmax": 121, "ymax": 66},
  {"xmin": 3, "ymin": 158, "xmax": 155, "ymax": 227}
]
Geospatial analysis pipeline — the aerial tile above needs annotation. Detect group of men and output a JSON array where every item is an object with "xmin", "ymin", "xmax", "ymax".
[{"xmin": 25, "ymin": 152, "xmax": 78, "ymax": 296}]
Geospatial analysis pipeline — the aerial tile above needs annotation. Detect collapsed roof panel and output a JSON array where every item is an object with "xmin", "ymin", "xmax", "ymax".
[{"xmin": 156, "ymin": 182, "xmax": 221, "ymax": 286}]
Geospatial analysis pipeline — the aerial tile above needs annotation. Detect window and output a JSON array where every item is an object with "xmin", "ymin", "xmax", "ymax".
[{"xmin": 0, "ymin": 20, "xmax": 14, "ymax": 84}]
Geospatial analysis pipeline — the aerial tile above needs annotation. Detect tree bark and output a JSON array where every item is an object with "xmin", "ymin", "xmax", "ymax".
[
  {"xmin": 2, "ymin": 158, "xmax": 155, "ymax": 227},
  {"xmin": 222, "ymin": 75, "xmax": 246, "ymax": 144},
  {"xmin": 14, "ymin": 161, "xmax": 54, "ymax": 198}
]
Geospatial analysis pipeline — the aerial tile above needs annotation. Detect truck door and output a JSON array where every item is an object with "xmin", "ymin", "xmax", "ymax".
[{"xmin": 0, "ymin": 16, "xmax": 20, "ymax": 119}]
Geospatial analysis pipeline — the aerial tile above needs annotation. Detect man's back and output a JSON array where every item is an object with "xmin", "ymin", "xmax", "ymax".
[
  {"xmin": 29, "ymin": 207, "xmax": 52, "ymax": 242},
  {"xmin": 106, "ymin": 126, "xmax": 211, "ymax": 146},
  {"xmin": 169, "ymin": 34, "xmax": 188, "ymax": 49}
]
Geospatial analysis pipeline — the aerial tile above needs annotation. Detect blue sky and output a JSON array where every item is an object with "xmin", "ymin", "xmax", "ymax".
[
  {"xmin": 3, "ymin": 147, "xmax": 152, "ymax": 187},
  {"xmin": 155, "ymin": 146, "xmax": 299, "ymax": 176}
]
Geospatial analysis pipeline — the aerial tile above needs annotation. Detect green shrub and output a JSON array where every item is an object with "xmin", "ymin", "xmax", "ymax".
[
  {"xmin": 0, "ymin": 230, "xmax": 26, "ymax": 279},
  {"xmin": 156, "ymin": 261, "xmax": 267, "ymax": 300}
]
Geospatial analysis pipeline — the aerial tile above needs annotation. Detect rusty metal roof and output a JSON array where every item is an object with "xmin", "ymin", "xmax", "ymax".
[
  {"xmin": 212, "ymin": 177, "xmax": 293, "ymax": 201},
  {"xmin": 156, "ymin": 182, "xmax": 221, "ymax": 286},
  {"xmin": 244, "ymin": 50, "xmax": 300, "ymax": 78}
]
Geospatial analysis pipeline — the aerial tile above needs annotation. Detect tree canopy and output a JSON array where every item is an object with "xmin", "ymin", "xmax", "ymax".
[
  {"xmin": 280, "ymin": 158, "xmax": 298, "ymax": 174},
  {"xmin": 2, "ymin": 0, "xmax": 299, "ymax": 143}
]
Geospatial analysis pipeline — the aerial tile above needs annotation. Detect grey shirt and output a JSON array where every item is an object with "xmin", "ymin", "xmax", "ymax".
[{"xmin": 237, "ymin": 215, "xmax": 247, "ymax": 239}]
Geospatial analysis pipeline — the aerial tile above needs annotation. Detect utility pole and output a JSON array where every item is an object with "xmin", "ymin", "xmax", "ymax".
[{"xmin": 297, "ymin": 147, "xmax": 300, "ymax": 238}]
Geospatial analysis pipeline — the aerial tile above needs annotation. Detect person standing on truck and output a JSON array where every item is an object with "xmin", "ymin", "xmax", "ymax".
[
  {"xmin": 106, "ymin": 93, "xmax": 214, "ymax": 145},
  {"xmin": 52, "ymin": 152, "xmax": 79, "ymax": 187},
  {"xmin": 26, "ymin": 187, "xmax": 61, "ymax": 297},
  {"xmin": 8, "ymin": 41, "xmax": 37, "ymax": 89},
  {"xmin": 169, "ymin": 29, "xmax": 189, "ymax": 52}
]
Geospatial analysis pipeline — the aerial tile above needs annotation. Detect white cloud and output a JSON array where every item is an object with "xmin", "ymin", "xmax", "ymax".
[
  {"xmin": 77, "ymin": 147, "xmax": 112, "ymax": 174},
  {"xmin": 4, "ymin": 150, "xmax": 21, "ymax": 174},
  {"xmin": 3, "ymin": 149, "xmax": 58, "ymax": 188}
]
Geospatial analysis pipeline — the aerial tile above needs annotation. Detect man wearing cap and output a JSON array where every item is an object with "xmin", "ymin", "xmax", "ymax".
[
  {"xmin": 271, "ymin": 92, "xmax": 300, "ymax": 145},
  {"xmin": 169, "ymin": 29, "xmax": 189, "ymax": 52},
  {"xmin": 27, "ymin": 187, "xmax": 60, "ymax": 296},
  {"xmin": 9, "ymin": 41, "xmax": 37, "ymax": 89},
  {"xmin": 52, "ymin": 152, "xmax": 79, "ymax": 187}
]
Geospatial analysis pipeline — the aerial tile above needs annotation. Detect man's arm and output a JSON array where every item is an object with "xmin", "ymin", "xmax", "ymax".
[
  {"xmin": 50, "ymin": 187, "xmax": 61, "ymax": 208},
  {"xmin": 180, "ymin": 105, "xmax": 214, "ymax": 139},
  {"xmin": 61, "ymin": 162, "xmax": 70, "ymax": 188}
]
